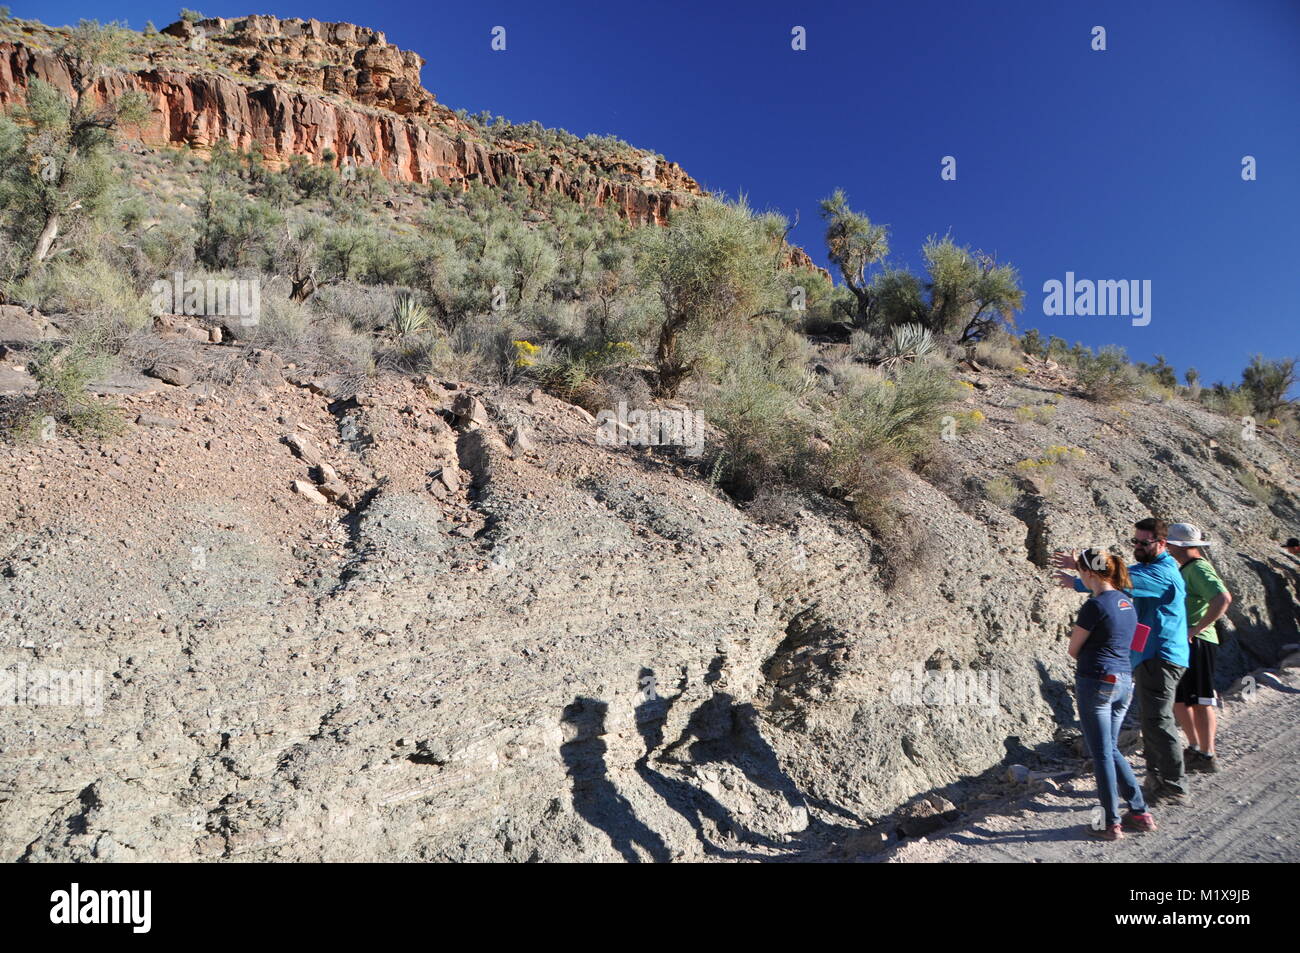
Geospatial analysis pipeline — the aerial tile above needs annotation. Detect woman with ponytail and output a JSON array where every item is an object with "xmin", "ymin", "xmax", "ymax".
[{"xmin": 1066, "ymin": 548, "xmax": 1158, "ymax": 841}]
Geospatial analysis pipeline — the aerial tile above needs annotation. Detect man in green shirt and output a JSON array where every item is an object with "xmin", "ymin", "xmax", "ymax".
[{"xmin": 1167, "ymin": 523, "xmax": 1233, "ymax": 773}]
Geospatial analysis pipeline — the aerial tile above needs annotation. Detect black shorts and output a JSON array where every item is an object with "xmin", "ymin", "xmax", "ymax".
[{"xmin": 1176, "ymin": 638, "xmax": 1218, "ymax": 707}]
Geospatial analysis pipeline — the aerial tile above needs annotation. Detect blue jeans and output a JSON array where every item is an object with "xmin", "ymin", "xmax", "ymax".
[{"xmin": 1075, "ymin": 672, "xmax": 1147, "ymax": 826}]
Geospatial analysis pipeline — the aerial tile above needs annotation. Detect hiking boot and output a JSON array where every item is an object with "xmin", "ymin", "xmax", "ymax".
[
  {"xmin": 1089, "ymin": 822, "xmax": 1124, "ymax": 841},
  {"xmin": 1149, "ymin": 786, "xmax": 1192, "ymax": 808},
  {"xmin": 1121, "ymin": 810, "xmax": 1158, "ymax": 833},
  {"xmin": 1188, "ymin": 752, "xmax": 1220, "ymax": 774}
]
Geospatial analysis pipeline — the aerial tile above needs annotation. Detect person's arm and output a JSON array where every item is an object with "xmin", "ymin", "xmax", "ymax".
[
  {"xmin": 1067, "ymin": 624, "xmax": 1090, "ymax": 660},
  {"xmin": 1191, "ymin": 592, "xmax": 1232, "ymax": 640}
]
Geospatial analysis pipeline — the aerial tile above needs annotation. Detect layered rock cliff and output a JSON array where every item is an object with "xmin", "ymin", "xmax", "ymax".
[{"xmin": 0, "ymin": 16, "xmax": 703, "ymax": 226}]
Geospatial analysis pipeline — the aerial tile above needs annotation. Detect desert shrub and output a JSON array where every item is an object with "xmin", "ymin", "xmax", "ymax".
[
  {"xmin": 828, "ymin": 359, "xmax": 887, "ymax": 393},
  {"xmin": 8, "ymin": 253, "xmax": 148, "ymax": 327},
  {"xmin": 314, "ymin": 282, "xmax": 396, "ymax": 334},
  {"xmin": 819, "ymin": 359, "xmax": 956, "ymax": 568},
  {"xmin": 524, "ymin": 337, "xmax": 642, "ymax": 410},
  {"xmin": 746, "ymin": 486, "xmax": 806, "ymax": 526},
  {"xmin": 2, "ymin": 333, "xmax": 122, "ymax": 440},
  {"xmin": 245, "ymin": 290, "xmax": 310, "ymax": 349},
  {"xmin": 1077, "ymin": 345, "xmax": 1141, "ymax": 403},
  {"xmin": 285, "ymin": 155, "xmax": 338, "ymax": 201},
  {"xmin": 700, "ymin": 346, "xmax": 813, "ymax": 500},
  {"xmin": 974, "ymin": 339, "xmax": 1020, "ymax": 370},
  {"xmin": 1021, "ymin": 328, "xmax": 1046, "ymax": 358},
  {"xmin": 1015, "ymin": 402, "xmax": 1058, "ymax": 425},
  {"xmin": 953, "ymin": 408, "xmax": 986, "ymax": 433},
  {"xmin": 195, "ymin": 187, "xmax": 282, "ymax": 270},
  {"xmin": 1139, "ymin": 371, "xmax": 1176, "ymax": 403},
  {"xmin": 1235, "ymin": 468, "xmax": 1275, "ymax": 505},
  {"xmin": 828, "ymin": 360, "xmax": 956, "ymax": 478},
  {"xmin": 848, "ymin": 329, "xmax": 878, "ymax": 361},
  {"xmin": 1014, "ymin": 445, "xmax": 1086, "ymax": 491},
  {"xmin": 1201, "ymin": 384, "xmax": 1254, "ymax": 419},
  {"xmin": 498, "ymin": 221, "xmax": 558, "ymax": 307},
  {"xmin": 421, "ymin": 330, "xmax": 485, "ymax": 382},
  {"xmin": 0, "ymin": 30, "xmax": 149, "ymax": 284},
  {"xmin": 635, "ymin": 197, "xmax": 783, "ymax": 396},
  {"xmin": 984, "ymin": 475, "xmax": 1019, "ymax": 508}
]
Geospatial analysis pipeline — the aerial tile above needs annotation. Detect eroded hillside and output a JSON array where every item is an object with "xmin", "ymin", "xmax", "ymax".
[{"xmin": 1, "ymin": 333, "xmax": 1296, "ymax": 861}]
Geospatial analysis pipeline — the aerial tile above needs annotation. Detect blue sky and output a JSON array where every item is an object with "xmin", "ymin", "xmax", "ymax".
[{"xmin": 15, "ymin": 0, "xmax": 1300, "ymax": 391}]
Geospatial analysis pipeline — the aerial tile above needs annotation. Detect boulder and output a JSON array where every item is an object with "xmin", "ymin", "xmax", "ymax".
[
  {"xmin": 145, "ymin": 362, "xmax": 195, "ymax": 387},
  {"xmin": 283, "ymin": 433, "xmax": 325, "ymax": 467},
  {"xmin": 0, "ymin": 305, "xmax": 60, "ymax": 345},
  {"xmin": 507, "ymin": 424, "xmax": 535, "ymax": 455},
  {"xmin": 292, "ymin": 480, "xmax": 330, "ymax": 505},
  {"xmin": 451, "ymin": 393, "xmax": 487, "ymax": 429}
]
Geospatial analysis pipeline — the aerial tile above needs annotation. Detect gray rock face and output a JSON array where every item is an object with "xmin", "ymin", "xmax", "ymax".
[
  {"xmin": 0, "ymin": 371, "xmax": 1296, "ymax": 861},
  {"xmin": 0, "ymin": 305, "xmax": 61, "ymax": 345}
]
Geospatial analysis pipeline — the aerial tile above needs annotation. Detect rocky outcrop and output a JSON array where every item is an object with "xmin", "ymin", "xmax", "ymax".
[
  {"xmin": 0, "ymin": 349, "xmax": 1296, "ymax": 862},
  {"xmin": 161, "ymin": 15, "xmax": 438, "ymax": 118},
  {"xmin": 0, "ymin": 17, "xmax": 702, "ymax": 225}
]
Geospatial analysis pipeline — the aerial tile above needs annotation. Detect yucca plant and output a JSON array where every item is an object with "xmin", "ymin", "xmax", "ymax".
[
  {"xmin": 391, "ymin": 294, "xmax": 430, "ymax": 338},
  {"xmin": 881, "ymin": 323, "xmax": 935, "ymax": 369}
]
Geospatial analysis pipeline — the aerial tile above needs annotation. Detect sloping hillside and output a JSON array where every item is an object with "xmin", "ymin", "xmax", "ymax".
[{"xmin": 0, "ymin": 339, "xmax": 1295, "ymax": 861}]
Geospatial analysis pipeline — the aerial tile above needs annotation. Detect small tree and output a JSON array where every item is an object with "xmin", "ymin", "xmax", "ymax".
[
  {"xmin": 920, "ymin": 236, "xmax": 1024, "ymax": 343},
  {"xmin": 1138, "ymin": 353, "xmax": 1177, "ymax": 388},
  {"xmin": 636, "ymin": 198, "xmax": 782, "ymax": 397},
  {"xmin": 3, "ymin": 21, "xmax": 148, "ymax": 278},
  {"xmin": 819, "ymin": 189, "xmax": 889, "ymax": 327},
  {"xmin": 1240, "ymin": 355, "xmax": 1297, "ymax": 420}
]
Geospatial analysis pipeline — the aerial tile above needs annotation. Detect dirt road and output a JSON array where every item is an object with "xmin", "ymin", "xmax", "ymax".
[{"xmin": 882, "ymin": 666, "xmax": 1300, "ymax": 863}]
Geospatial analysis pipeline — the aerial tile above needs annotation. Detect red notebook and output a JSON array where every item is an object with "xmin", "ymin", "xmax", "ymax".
[{"xmin": 1131, "ymin": 623, "xmax": 1151, "ymax": 653}]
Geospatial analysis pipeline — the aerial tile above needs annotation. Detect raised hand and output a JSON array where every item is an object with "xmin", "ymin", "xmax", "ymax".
[
  {"xmin": 1049, "ymin": 550, "xmax": 1077, "ymax": 571},
  {"xmin": 1051, "ymin": 570, "xmax": 1078, "ymax": 589}
]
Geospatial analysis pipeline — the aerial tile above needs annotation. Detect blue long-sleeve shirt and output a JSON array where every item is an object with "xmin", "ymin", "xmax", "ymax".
[{"xmin": 1074, "ymin": 552, "xmax": 1188, "ymax": 669}]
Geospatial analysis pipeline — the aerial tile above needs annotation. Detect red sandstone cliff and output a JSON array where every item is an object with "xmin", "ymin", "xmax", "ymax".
[
  {"xmin": 0, "ymin": 14, "xmax": 827, "ymax": 273},
  {"xmin": 0, "ymin": 16, "xmax": 701, "ymax": 225}
]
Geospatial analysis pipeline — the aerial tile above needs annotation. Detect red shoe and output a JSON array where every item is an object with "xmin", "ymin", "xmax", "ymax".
[
  {"xmin": 1122, "ymin": 810, "xmax": 1157, "ymax": 833},
  {"xmin": 1089, "ymin": 823, "xmax": 1124, "ymax": 841}
]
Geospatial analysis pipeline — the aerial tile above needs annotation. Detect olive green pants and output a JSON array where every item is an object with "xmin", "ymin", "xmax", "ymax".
[{"xmin": 1134, "ymin": 657, "xmax": 1188, "ymax": 795}]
